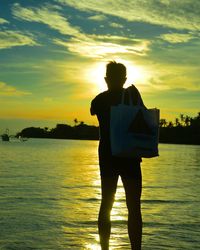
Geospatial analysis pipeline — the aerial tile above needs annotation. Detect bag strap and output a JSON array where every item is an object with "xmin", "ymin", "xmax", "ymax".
[
  {"xmin": 127, "ymin": 88, "xmax": 134, "ymax": 105},
  {"xmin": 121, "ymin": 86, "xmax": 141, "ymax": 106},
  {"xmin": 121, "ymin": 89, "xmax": 126, "ymax": 105}
]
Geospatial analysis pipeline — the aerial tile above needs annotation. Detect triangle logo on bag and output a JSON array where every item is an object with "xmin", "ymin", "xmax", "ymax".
[{"xmin": 128, "ymin": 109, "xmax": 152, "ymax": 134}]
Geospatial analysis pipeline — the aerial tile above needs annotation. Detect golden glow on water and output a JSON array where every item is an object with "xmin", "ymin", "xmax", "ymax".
[
  {"xmin": 111, "ymin": 210, "xmax": 126, "ymax": 221},
  {"xmin": 1, "ymin": 140, "xmax": 199, "ymax": 249},
  {"xmin": 85, "ymin": 242, "xmax": 123, "ymax": 250},
  {"xmin": 110, "ymin": 182, "xmax": 127, "ymax": 235},
  {"xmin": 92, "ymin": 178, "xmax": 101, "ymax": 187},
  {"xmin": 85, "ymin": 243, "xmax": 100, "ymax": 250}
]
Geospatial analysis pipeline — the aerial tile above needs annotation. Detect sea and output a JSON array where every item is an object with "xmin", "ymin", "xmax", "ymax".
[{"xmin": 0, "ymin": 139, "xmax": 199, "ymax": 250}]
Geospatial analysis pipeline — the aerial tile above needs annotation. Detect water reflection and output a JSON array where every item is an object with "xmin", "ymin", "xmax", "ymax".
[{"xmin": 0, "ymin": 140, "xmax": 199, "ymax": 249}]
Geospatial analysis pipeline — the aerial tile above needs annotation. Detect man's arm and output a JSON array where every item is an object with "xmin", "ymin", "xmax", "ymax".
[{"xmin": 90, "ymin": 99, "xmax": 96, "ymax": 116}]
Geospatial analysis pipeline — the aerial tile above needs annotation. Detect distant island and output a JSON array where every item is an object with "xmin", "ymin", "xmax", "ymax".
[{"xmin": 16, "ymin": 113, "xmax": 200, "ymax": 145}]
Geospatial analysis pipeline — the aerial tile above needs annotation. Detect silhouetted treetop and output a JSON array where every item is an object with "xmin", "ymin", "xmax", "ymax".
[{"xmin": 16, "ymin": 113, "xmax": 200, "ymax": 145}]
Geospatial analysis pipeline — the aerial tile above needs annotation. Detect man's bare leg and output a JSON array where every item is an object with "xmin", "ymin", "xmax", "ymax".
[
  {"xmin": 122, "ymin": 175, "xmax": 142, "ymax": 250},
  {"xmin": 98, "ymin": 176, "xmax": 118, "ymax": 250}
]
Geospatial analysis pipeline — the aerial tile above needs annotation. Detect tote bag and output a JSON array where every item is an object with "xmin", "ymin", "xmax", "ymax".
[{"xmin": 110, "ymin": 88, "xmax": 160, "ymax": 158}]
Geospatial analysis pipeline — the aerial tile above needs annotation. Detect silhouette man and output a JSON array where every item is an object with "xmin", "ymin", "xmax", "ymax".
[{"xmin": 90, "ymin": 61, "xmax": 145, "ymax": 250}]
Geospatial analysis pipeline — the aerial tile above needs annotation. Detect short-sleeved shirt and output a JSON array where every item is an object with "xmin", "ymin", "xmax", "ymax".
[{"xmin": 90, "ymin": 85, "xmax": 144, "ymax": 167}]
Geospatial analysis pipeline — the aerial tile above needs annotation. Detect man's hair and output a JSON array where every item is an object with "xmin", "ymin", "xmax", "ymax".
[{"xmin": 106, "ymin": 61, "xmax": 126, "ymax": 78}]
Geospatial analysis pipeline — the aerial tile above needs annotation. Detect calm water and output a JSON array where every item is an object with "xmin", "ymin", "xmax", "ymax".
[{"xmin": 0, "ymin": 139, "xmax": 199, "ymax": 250}]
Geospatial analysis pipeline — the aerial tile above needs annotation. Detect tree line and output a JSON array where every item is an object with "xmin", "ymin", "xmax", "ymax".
[
  {"xmin": 159, "ymin": 113, "xmax": 200, "ymax": 128},
  {"xmin": 159, "ymin": 112, "xmax": 200, "ymax": 144},
  {"xmin": 16, "ymin": 113, "xmax": 200, "ymax": 145}
]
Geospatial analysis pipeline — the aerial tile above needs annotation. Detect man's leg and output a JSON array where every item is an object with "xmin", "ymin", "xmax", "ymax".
[
  {"xmin": 121, "ymin": 170, "xmax": 142, "ymax": 250},
  {"xmin": 98, "ymin": 175, "xmax": 118, "ymax": 250}
]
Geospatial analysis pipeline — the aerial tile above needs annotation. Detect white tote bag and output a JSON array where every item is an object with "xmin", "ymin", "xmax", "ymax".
[{"xmin": 110, "ymin": 88, "xmax": 160, "ymax": 158}]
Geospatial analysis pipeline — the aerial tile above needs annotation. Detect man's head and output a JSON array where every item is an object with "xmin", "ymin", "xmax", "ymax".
[{"xmin": 105, "ymin": 61, "xmax": 127, "ymax": 90}]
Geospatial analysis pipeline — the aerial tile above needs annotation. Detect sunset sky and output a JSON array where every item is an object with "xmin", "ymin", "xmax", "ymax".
[{"xmin": 0, "ymin": 0, "xmax": 200, "ymax": 133}]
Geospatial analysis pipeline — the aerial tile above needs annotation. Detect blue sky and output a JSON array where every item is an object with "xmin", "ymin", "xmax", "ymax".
[{"xmin": 0, "ymin": 0, "xmax": 200, "ymax": 133}]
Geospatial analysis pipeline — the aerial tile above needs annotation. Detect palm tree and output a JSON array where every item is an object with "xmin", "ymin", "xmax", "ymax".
[
  {"xmin": 180, "ymin": 114, "xmax": 185, "ymax": 126},
  {"xmin": 175, "ymin": 118, "xmax": 180, "ymax": 127},
  {"xmin": 74, "ymin": 118, "xmax": 78, "ymax": 126},
  {"xmin": 167, "ymin": 121, "xmax": 173, "ymax": 128},
  {"xmin": 184, "ymin": 115, "xmax": 191, "ymax": 127},
  {"xmin": 160, "ymin": 118, "xmax": 167, "ymax": 127}
]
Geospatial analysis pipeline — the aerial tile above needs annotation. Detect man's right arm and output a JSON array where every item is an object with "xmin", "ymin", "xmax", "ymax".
[{"xmin": 90, "ymin": 99, "xmax": 96, "ymax": 116}]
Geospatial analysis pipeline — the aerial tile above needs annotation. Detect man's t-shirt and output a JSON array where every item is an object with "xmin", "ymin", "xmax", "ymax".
[{"xmin": 90, "ymin": 85, "xmax": 144, "ymax": 158}]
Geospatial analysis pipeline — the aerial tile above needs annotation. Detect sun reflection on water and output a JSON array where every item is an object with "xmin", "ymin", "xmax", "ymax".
[
  {"xmin": 85, "ymin": 243, "xmax": 101, "ymax": 250},
  {"xmin": 1, "ymin": 140, "xmax": 199, "ymax": 249}
]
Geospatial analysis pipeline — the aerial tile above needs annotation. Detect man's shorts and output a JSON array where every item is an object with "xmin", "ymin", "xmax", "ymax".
[{"xmin": 99, "ymin": 154, "xmax": 142, "ymax": 179}]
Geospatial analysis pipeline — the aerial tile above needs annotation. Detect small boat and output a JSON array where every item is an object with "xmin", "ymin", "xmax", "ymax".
[
  {"xmin": 1, "ymin": 129, "xmax": 10, "ymax": 141},
  {"xmin": 1, "ymin": 133, "xmax": 9, "ymax": 141}
]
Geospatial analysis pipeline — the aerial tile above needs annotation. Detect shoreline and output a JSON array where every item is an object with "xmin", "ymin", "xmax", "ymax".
[{"xmin": 2, "ymin": 136, "xmax": 200, "ymax": 146}]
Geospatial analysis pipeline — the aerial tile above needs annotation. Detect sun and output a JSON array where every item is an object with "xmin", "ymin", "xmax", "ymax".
[
  {"xmin": 85, "ymin": 59, "xmax": 149, "ymax": 93},
  {"xmin": 84, "ymin": 62, "xmax": 107, "ymax": 93}
]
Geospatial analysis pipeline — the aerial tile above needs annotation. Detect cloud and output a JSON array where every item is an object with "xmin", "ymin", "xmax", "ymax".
[
  {"xmin": 12, "ymin": 3, "xmax": 85, "ymax": 38},
  {"xmin": 88, "ymin": 14, "xmax": 107, "ymax": 21},
  {"xmin": 160, "ymin": 33, "xmax": 195, "ymax": 43},
  {"xmin": 54, "ymin": 35, "xmax": 150, "ymax": 58},
  {"xmin": 0, "ymin": 30, "xmax": 37, "ymax": 49},
  {"xmin": 0, "ymin": 82, "xmax": 31, "ymax": 96},
  {"xmin": 11, "ymin": 2, "xmax": 151, "ymax": 58},
  {"xmin": 145, "ymin": 62, "xmax": 200, "ymax": 93},
  {"xmin": 109, "ymin": 22, "xmax": 123, "ymax": 28},
  {"xmin": 57, "ymin": 0, "xmax": 200, "ymax": 31},
  {"xmin": 43, "ymin": 97, "xmax": 53, "ymax": 103},
  {"xmin": 0, "ymin": 18, "xmax": 9, "ymax": 24}
]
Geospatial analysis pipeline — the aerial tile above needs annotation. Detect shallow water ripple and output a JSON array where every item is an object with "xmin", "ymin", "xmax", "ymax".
[{"xmin": 0, "ymin": 139, "xmax": 199, "ymax": 249}]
